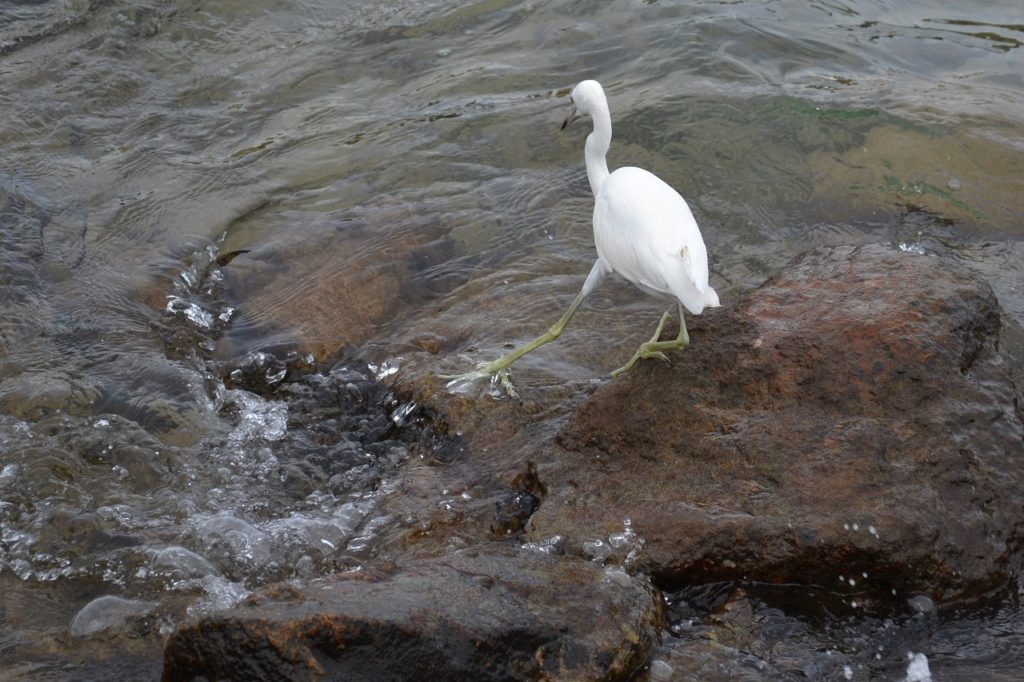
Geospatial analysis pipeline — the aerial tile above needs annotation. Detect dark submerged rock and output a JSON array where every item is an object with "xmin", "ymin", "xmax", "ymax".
[
  {"xmin": 537, "ymin": 243, "xmax": 1023, "ymax": 601},
  {"xmin": 491, "ymin": 461, "xmax": 547, "ymax": 538},
  {"xmin": 162, "ymin": 546, "xmax": 663, "ymax": 681}
]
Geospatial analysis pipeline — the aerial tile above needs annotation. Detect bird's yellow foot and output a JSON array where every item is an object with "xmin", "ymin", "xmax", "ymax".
[
  {"xmin": 610, "ymin": 338, "xmax": 689, "ymax": 377},
  {"xmin": 610, "ymin": 344, "xmax": 672, "ymax": 377}
]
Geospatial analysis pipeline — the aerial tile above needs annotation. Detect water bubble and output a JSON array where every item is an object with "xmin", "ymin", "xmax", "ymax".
[
  {"xmin": 221, "ymin": 388, "xmax": 288, "ymax": 446},
  {"xmin": 583, "ymin": 539, "xmax": 612, "ymax": 562},
  {"xmin": 907, "ymin": 595, "xmax": 936, "ymax": 616},
  {"xmin": 521, "ymin": 535, "xmax": 564, "ymax": 555},
  {"xmin": 150, "ymin": 546, "xmax": 219, "ymax": 581},
  {"xmin": 295, "ymin": 555, "xmax": 315, "ymax": 578},
  {"xmin": 391, "ymin": 402, "xmax": 416, "ymax": 426},
  {"xmin": 165, "ymin": 297, "xmax": 214, "ymax": 328},
  {"xmin": 195, "ymin": 514, "xmax": 273, "ymax": 572},
  {"xmin": 264, "ymin": 516, "xmax": 354, "ymax": 558},
  {"xmin": 649, "ymin": 659, "xmax": 674, "ymax": 681},
  {"xmin": 0, "ymin": 463, "xmax": 19, "ymax": 487},
  {"xmin": 603, "ymin": 566, "xmax": 633, "ymax": 587},
  {"xmin": 670, "ymin": 620, "xmax": 693, "ymax": 635},
  {"xmin": 368, "ymin": 359, "xmax": 400, "ymax": 379},
  {"xmin": 345, "ymin": 512, "xmax": 392, "ymax": 554},
  {"xmin": 187, "ymin": 575, "xmax": 251, "ymax": 617},
  {"xmin": 96, "ymin": 504, "xmax": 140, "ymax": 529},
  {"xmin": 69, "ymin": 596, "xmax": 154, "ymax": 637},
  {"xmin": 898, "ymin": 242, "xmax": 926, "ymax": 256},
  {"xmin": 608, "ymin": 528, "xmax": 635, "ymax": 549}
]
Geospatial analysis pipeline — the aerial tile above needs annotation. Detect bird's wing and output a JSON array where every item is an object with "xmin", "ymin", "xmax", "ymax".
[{"xmin": 594, "ymin": 167, "xmax": 711, "ymax": 313}]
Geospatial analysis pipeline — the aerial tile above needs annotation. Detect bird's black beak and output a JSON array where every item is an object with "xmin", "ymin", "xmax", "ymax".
[{"xmin": 561, "ymin": 106, "xmax": 580, "ymax": 130}]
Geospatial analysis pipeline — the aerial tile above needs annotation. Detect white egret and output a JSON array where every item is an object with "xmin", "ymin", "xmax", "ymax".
[{"xmin": 454, "ymin": 80, "xmax": 719, "ymax": 383}]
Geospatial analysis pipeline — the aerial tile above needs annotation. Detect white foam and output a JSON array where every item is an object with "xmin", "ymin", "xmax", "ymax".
[
  {"xmin": 904, "ymin": 652, "xmax": 932, "ymax": 682},
  {"xmin": 220, "ymin": 388, "xmax": 288, "ymax": 446}
]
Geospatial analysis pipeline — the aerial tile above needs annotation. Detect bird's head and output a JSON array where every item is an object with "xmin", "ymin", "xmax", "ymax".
[{"xmin": 561, "ymin": 80, "xmax": 606, "ymax": 130}]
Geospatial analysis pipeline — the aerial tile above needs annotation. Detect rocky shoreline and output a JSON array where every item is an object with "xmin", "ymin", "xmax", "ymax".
[{"xmin": 163, "ymin": 244, "xmax": 1024, "ymax": 680}]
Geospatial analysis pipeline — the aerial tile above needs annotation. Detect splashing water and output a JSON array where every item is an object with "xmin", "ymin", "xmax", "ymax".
[{"xmin": 905, "ymin": 652, "xmax": 932, "ymax": 682}]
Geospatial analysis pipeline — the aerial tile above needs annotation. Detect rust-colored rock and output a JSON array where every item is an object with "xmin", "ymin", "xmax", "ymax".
[
  {"xmin": 162, "ymin": 546, "xmax": 663, "ymax": 681},
  {"xmin": 532, "ymin": 243, "xmax": 1023, "ymax": 601}
]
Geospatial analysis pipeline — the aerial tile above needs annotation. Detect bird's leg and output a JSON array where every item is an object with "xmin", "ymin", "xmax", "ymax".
[
  {"xmin": 467, "ymin": 287, "xmax": 587, "ymax": 377},
  {"xmin": 443, "ymin": 261, "xmax": 607, "ymax": 390},
  {"xmin": 667, "ymin": 301, "xmax": 690, "ymax": 346},
  {"xmin": 610, "ymin": 303, "xmax": 690, "ymax": 377},
  {"xmin": 610, "ymin": 310, "xmax": 672, "ymax": 377}
]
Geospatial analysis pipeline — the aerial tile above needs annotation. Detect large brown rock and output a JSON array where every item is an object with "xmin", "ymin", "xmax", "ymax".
[
  {"xmin": 530, "ymin": 243, "xmax": 1024, "ymax": 602},
  {"xmin": 162, "ymin": 546, "xmax": 663, "ymax": 681},
  {"xmin": 161, "ymin": 243, "xmax": 1023, "ymax": 680}
]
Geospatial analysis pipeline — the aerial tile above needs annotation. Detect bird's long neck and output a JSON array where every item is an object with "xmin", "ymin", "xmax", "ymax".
[{"xmin": 584, "ymin": 102, "xmax": 611, "ymax": 196}]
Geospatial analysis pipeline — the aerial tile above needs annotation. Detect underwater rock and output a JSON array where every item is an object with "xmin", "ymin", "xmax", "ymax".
[
  {"xmin": 538, "ymin": 243, "xmax": 1023, "ymax": 602},
  {"xmin": 162, "ymin": 545, "xmax": 662, "ymax": 681},
  {"xmin": 809, "ymin": 124, "xmax": 1024, "ymax": 226}
]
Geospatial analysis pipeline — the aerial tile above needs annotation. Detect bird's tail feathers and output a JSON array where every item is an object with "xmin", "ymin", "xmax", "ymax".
[
  {"xmin": 703, "ymin": 286, "xmax": 720, "ymax": 308},
  {"xmin": 666, "ymin": 245, "xmax": 716, "ymax": 315}
]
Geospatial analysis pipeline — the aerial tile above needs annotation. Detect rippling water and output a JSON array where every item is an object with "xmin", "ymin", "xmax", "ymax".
[{"xmin": 1, "ymin": 0, "xmax": 1022, "ymax": 678}]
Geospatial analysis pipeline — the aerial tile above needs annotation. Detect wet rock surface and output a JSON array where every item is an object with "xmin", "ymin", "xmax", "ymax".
[
  {"xmin": 162, "ymin": 546, "xmax": 663, "ymax": 682},
  {"xmin": 533, "ymin": 243, "xmax": 1024, "ymax": 601},
  {"xmin": 162, "ymin": 243, "xmax": 1024, "ymax": 680}
]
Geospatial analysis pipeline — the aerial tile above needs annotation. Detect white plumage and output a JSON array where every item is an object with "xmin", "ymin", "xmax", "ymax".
[
  {"xmin": 594, "ymin": 166, "xmax": 719, "ymax": 315},
  {"xmin": 450, "ymin": 79, "xmax": 718, "ymax": 385},
  {"xmin": 569, "ymin": 79, "xmax": 719, "ymax": 321}
]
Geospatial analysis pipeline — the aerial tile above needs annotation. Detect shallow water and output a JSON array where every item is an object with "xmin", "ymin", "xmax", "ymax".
[{"xmin": 1, "ymin": 0, "xmax": 1022, "ymax": 678}]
